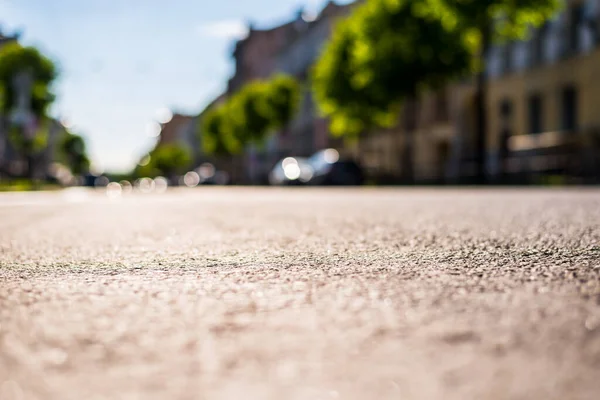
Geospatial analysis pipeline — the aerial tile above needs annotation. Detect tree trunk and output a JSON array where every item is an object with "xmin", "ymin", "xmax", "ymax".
[
  {"xmin": 401, "ymin": 95, "xmax": 417, "ymax": 184},
  {"xmin": 0, "ymin": 118, "xmax": 5, "ymax": 177},
  {"xmin": 498, "ymin": 128, "xmax": 510, "ymax": 184},
  {"xmin": 26, "ymin": 153, "xmax": 35, "ymax": 181},
  {"xmin": 474, "ymin": 24, "xmax": 492, "ymax": 184},
  {"xmin": 356, "ymin": 132, "xmax": 365, "ymax": 172}
]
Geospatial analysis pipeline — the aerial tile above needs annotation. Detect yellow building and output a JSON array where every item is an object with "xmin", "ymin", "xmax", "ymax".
[
  {"xmin": 487, "ymin": 47, "xmax": 600, "ymax": 180},
  {"xmin": 356, "ymin": 0, "xmax": 600, "ymax": 184},
  {"xmin": 348, "ymin": 83, "xmax": 475, "ymax": 184}
]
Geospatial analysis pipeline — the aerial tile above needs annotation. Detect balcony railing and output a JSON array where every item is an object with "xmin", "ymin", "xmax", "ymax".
[
  {"xmin": 508, "ymin": 130, "xmax": 578, "ymax": 153},
  {"xmin": 505, "ymin": 130, "xmax": 581, "ymax": 174}
]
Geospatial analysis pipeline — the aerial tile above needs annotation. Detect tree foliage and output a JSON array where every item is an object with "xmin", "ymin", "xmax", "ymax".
[
  {"xmin": 8, "ymin": 118, "xmax": 50, "ymax": 155},
  {"xmin": 202, "ymin": 105, "xmax": 241, "ymax": 156},
  {"xmin": 201, "ymin": 74, "xmax": 300, "ymax": 155},
  {"xmin": 312, "ymin": 0, "xmax": 473, "ymax": 138},
  {"xmin": 312, "ymin": 0, "xmax": 560, "ymax": 138},
  {"xmin": 264, "ymin": 75, "xmax": 301, "ymax": 128},
  {"xmin": 433, "ymin": 0, "xmax": 561, "ymax": 50},
  {"xmin": 0, "ymin": 43, "xmax": 59, "ymax": 178},
  {"xmin": 148, "ymin": 144, "xmax": 192, "ymax": 178},
  {"xmin": 134, "ymin": 155, "xmax": 159, "ymax": 179},
  {"xmin": 0, "ymin": 42, "xmax": 58, "ymax": 116},
  {"xmin": 311, "ymin": 0, "xmax": 484, "ymax": 183},
  {"xmin": 60, "ymin": 132, "xmax": 90, "ymax": 175}
]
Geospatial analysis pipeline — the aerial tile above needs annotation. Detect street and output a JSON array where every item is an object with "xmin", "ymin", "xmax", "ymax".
[{"xmin": 1, "ymin": 187, "xmax": 599, "ymax": 400}]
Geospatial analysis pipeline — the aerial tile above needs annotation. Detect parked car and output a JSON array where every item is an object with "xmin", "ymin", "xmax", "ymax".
[
  {"xmin": 269, "ymin": 149, "xmax": 364, "ymax": 186},
  {"xmin": 199, "ymin": 171, "xmax": 230, "ymax": 185},
  {"xmin": 306, "ymin": 149, "xmax": 364, "ymax": 186},
  {"xmin": 195, "ymin": 163, "xmax": 230, "ymax": 185},
  {"xmin": 269, "ymin": 157, "xmax": 313, "ymax": 186},
  {"xmin": 82, "ymin": 174, "xmax": 99, "ymax": 187}
]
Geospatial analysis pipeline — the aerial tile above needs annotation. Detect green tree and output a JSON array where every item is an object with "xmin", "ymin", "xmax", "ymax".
[
  {"xmin": 312, "ymin": 0, "xmax": 472, "ymax": 181},
  {"xmin": 0, "ymin": 43, "xmax": 57, "ymax": 115},
  {"xmin": 60, "ymin": 133, "xmax": 90, "ymax": 175},
  {"xmin": 7, "ymin": 118, "xmax": 51, "ymax": 179},
  {"xmin": 263, "ymin": 75, "xmax": 301, "ymax": 130},
  {"xmin": 201, "ymin": 75, "xmax": 300, "ymax": 155},
  {"xmin": 0, "ymin": 43, "xmax": 58, "ymax": 178},
  {"xmin": 8, "ymin": 118, "xmax": 49, "ymax": 155},
  {"xmin": 150, "ymin": 144, "xmax": 192, "ymax": 181},
  {"xmin": 202, "ymin": 104, "xmax": 244, "ymax": 155},
  {"xmin": 133, "ymin": 153, "xmax": 160, "ymax": 179},
  {"xmin": 433, "ymin": 0, "xmax": 561, "ymax": 182},
  {"xmin": 235, "ymin": 83, "xmax": 273, "ymax": 145}
]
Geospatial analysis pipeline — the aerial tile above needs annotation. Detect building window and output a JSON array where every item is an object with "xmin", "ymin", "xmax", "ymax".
[
  {"xmin": 582, "ymin": 0, "xmax": 599, "ymax": 48},
  {"xmin": 528, "ymin": 94, "xmax": 544, "ymax": 134},
  {"xmin": 594, "ymin": 9, "xmax": 600, "ymax": 46},
  {"xmin": 501, "ymin": 42, "xmax": 513, "ymax": 74},
  {"xmin": 531, "ymin": 22, "xmax": 549, "ymax": 66},
  {"xmin": 561, "ymin": 86, "xmax": 578, "ymax": 132},
  {"xmin": 565, "ymin": 3, "xmax": 584, "ymax": 56},
  {"xmin": 500, "ymin": 99, "xmax": 513, "ymax": 119}
]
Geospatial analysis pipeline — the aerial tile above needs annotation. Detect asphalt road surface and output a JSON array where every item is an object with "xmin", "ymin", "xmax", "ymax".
[{"xmin": 1, "ymin": 187, "xmax": 599, "ymax": 400}]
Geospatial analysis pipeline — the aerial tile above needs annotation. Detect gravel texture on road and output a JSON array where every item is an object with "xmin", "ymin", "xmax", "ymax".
[{"xmin": 1, "ymin": 187, "xmax": 599, "ymax": 400}]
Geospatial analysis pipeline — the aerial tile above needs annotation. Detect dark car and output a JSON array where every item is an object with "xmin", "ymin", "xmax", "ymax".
[
  {"xmin": 82, "ymin": 174, "xmax": 99, "ymax": 187},
  {"xmin": 269, "ymin": 149, "xmax": 364, "ymax": 187},
  {"xmin": 306, "ymin": 149, "xmax": 364, "ymax": 186},
  {"xmin": 269, "ymin": 157, "xmax": 313, "ymax": 186},
  {"xmin": 191, "ymin": 163, "xmax": 230, "ymax": 186}
]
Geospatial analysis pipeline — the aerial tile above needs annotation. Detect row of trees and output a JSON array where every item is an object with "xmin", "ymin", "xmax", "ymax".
[
  {"xmin": 129, "ymin": 75, "xmax": 301, "ymax": 182},
  {"xmin": 0, "ymin": 42, "xmax": 90, "ymax": 180},
  {"xmin": 196, "ymin": 0, "xmax": 560, "ymax": 184},
  {"xmin": 313, "ymin": 0, "xmax": 561, "ymax": 182},
  {"xmin": 59, "ymin": 132, "xmax": 90, "ymax": 175},
  {"xmin": 137, "ymin": 0, "xmax": 561, "ymax": 183},
  {"xmin": 134, "ymin": 144, "xmax": 192, "ymax": 181},
  {"xmin": 202, "ymin": 74, "xmax": 300, "ymax": 155}
]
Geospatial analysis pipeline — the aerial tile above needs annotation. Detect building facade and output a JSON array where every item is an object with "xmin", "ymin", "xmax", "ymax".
[
  {"xmin": 227, "ymin": 11, "xmax": 309, "ymax": 94},
  {"xmin": 275, "ymin": 1, "xmax": 353, "ymax": 158},
  {"xmin": 198, "ymin": 0, "xmax": 600, "ymax": 185},
  {"xmin": 360, "ymin": 0, "xmax": 600, "ymax": 184},
  {"xmin": 484, "ymin": 0, "xmax": 600, "ymax": 182}
]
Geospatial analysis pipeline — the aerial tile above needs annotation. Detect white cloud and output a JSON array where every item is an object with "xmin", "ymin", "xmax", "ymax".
[{"xmin": 195, "ymin": 20, "xmax": 249, "ymax": 40}]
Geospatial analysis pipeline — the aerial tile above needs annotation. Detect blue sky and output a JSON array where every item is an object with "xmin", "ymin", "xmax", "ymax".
[{"xmin": 0, "ymin": 0, "xmax": 351, "ymax": 173}]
